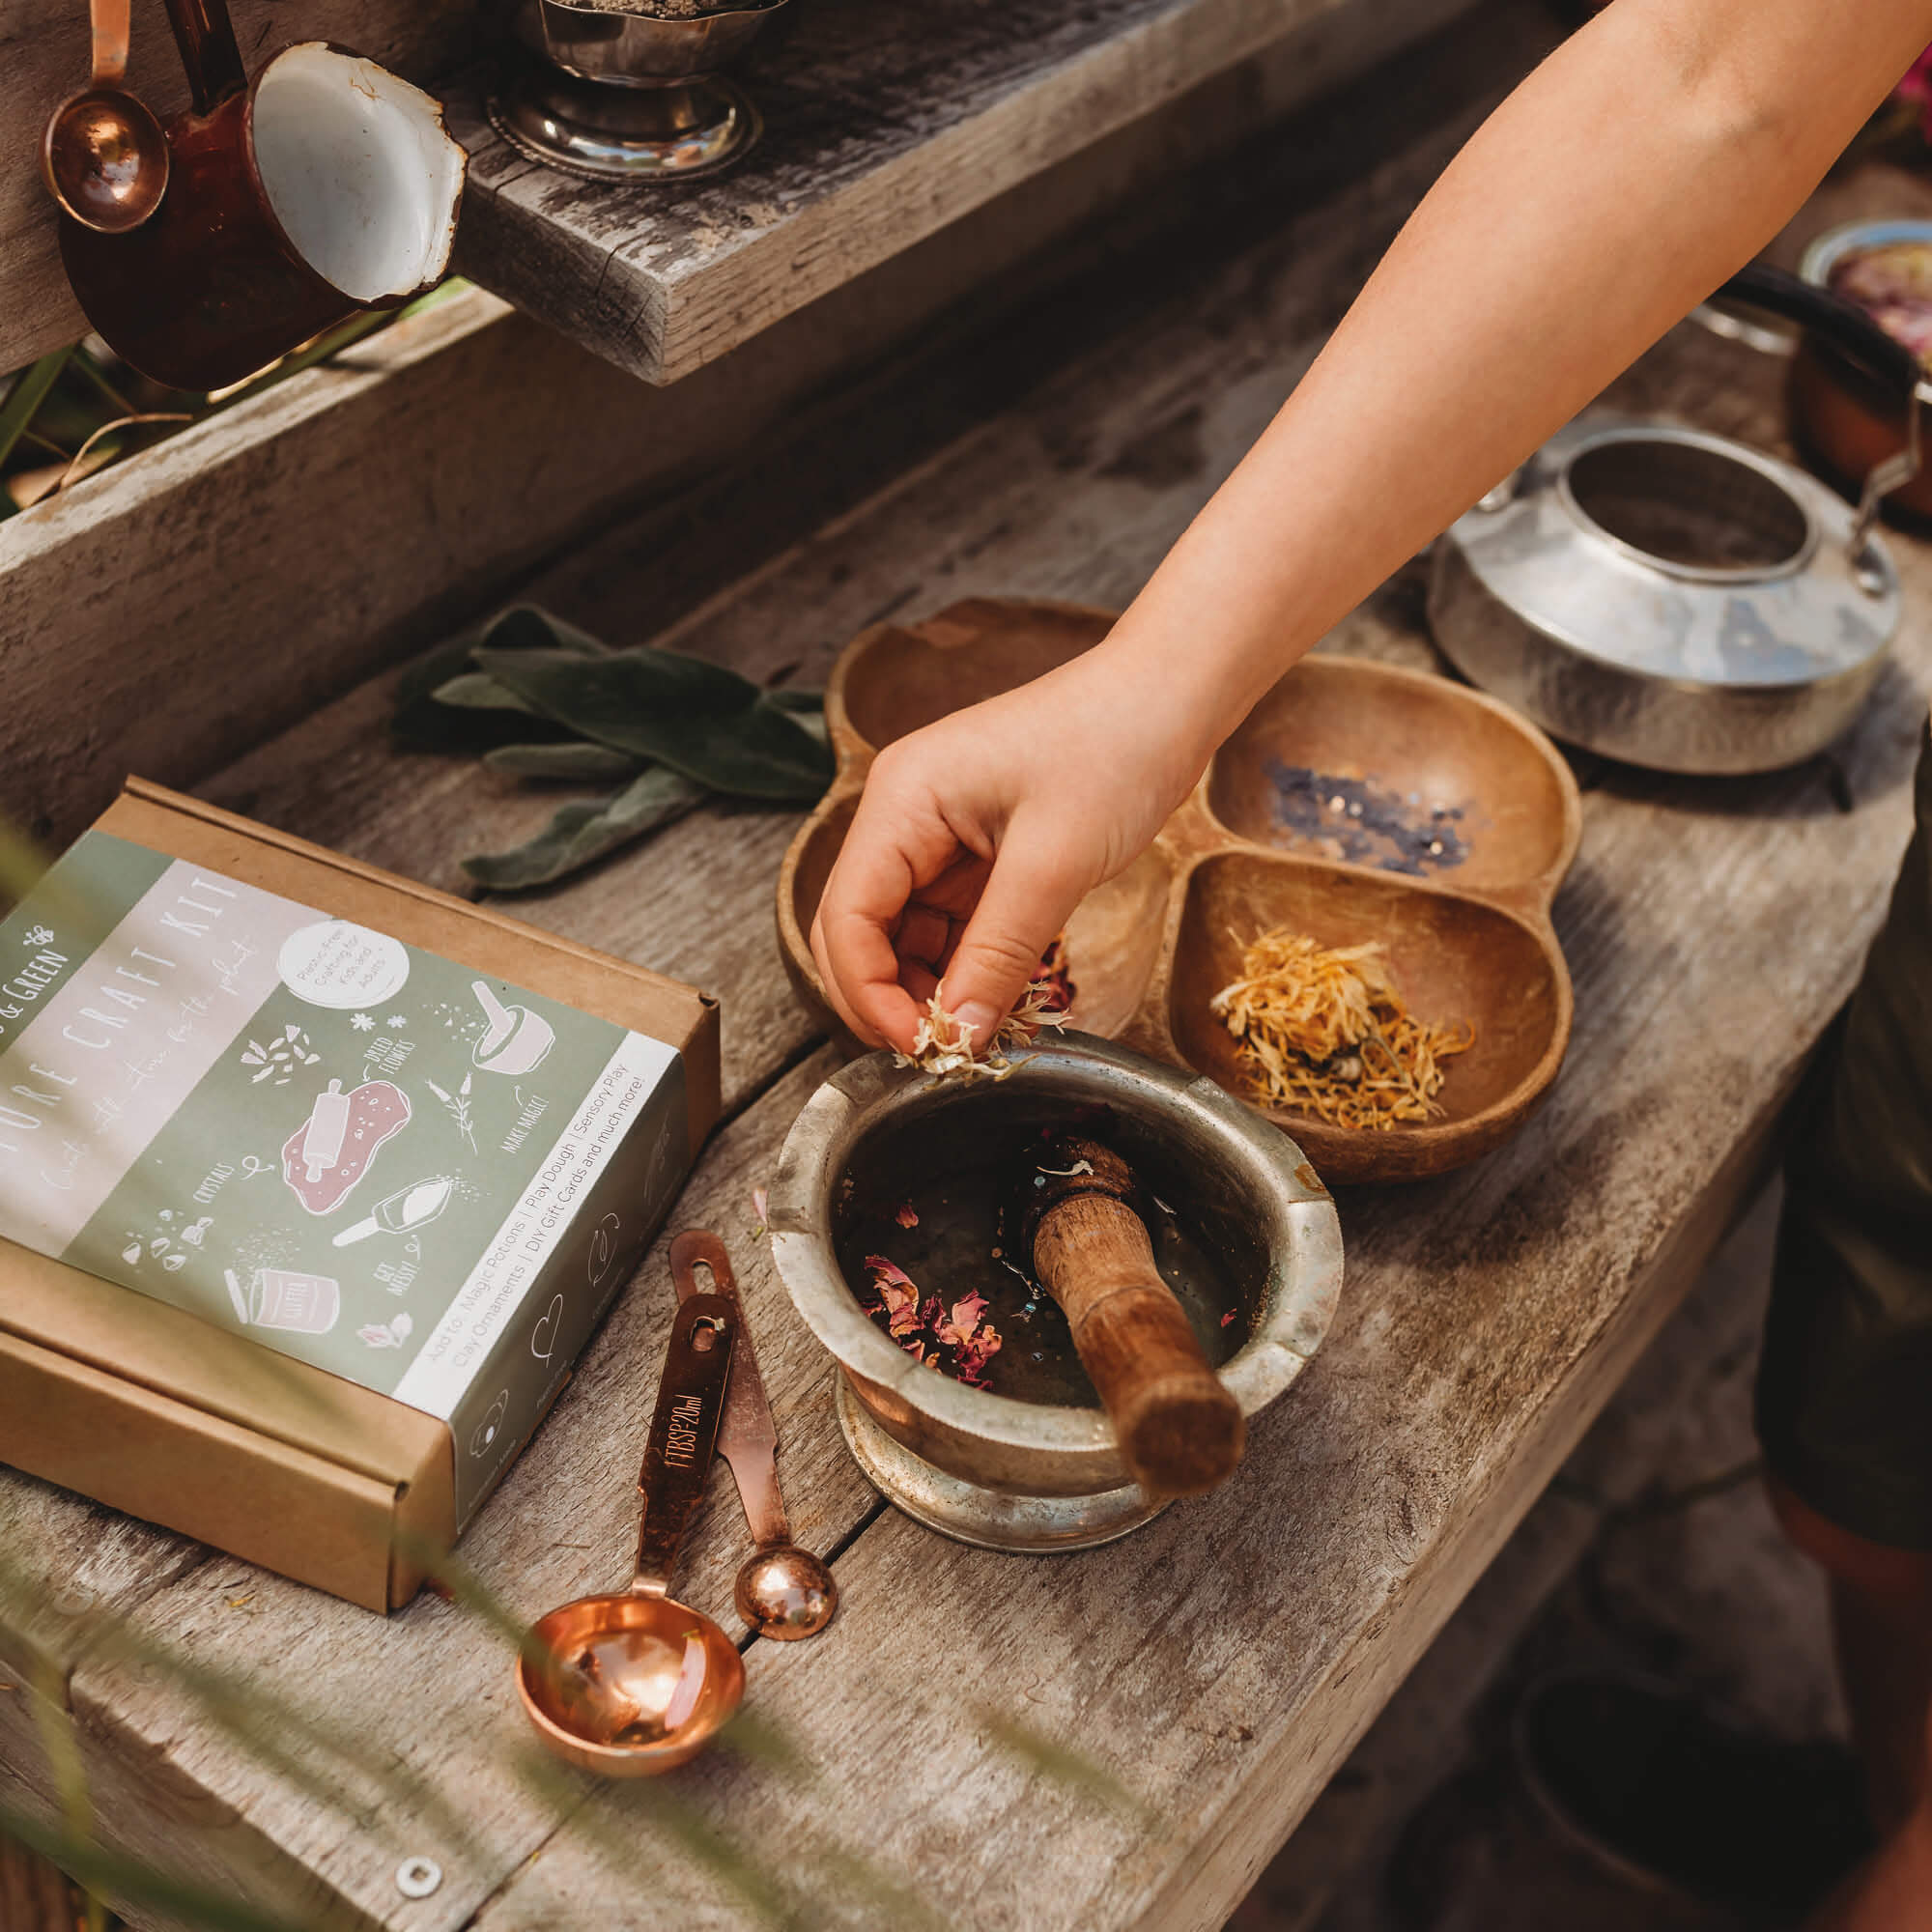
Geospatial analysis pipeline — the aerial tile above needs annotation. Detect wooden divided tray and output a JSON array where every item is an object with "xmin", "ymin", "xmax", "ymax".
[{"xmin": 777, "ymin": 598, "xmax": 1580, "ymax": 1182}]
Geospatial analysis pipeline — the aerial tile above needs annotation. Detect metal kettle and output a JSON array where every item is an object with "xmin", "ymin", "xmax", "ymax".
[{"xmin": 1429, "ymin": 266, "xmax": 1918, "ymax": 775}]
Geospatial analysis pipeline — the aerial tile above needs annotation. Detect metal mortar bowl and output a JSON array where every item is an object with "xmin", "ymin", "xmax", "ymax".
[
  {"xmin": 769, "ymin": 1034, "xmax": 1344, "ymax": 1551},
  {"xmin": 522, "ymin": 0, "xmax": 784, "ymax": 83},
  {"xmin": 493, "ymin": 0, "xmax": 787, "ymax": 181}
]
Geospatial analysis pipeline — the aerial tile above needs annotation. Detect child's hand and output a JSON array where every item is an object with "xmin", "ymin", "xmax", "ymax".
[{"xmin": 810, "ymin": 650, "xmax": 1205, "ymax": 1055}]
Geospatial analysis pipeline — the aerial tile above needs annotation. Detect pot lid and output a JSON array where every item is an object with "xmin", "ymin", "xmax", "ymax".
[{"xmin": 1443, "ymin": 417, "xmax": 1898, "ymax": 691}]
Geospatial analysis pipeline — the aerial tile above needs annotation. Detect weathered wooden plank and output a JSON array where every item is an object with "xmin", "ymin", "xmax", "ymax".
[
  {"xmin": 1230, "ymin": 1181, "xmax": 1783, "ymax": 1932},
  {"xmin": 0, "ymin": 0, "xmax": 474, "ymax": 376},
  {"xmin": 470, "ymin": 602, "xmax": 1926, "ymax": 1932},
  {"xmin": 448, "ymin": 0, "xmax": 1479, "ymax": 384},
  {"xmin": 0, "ymin": 1481, "xmax": 203, "ymax": 1690},
  {"xmin": 1, "ymin": 0, "xmax": 1481, "ymax": 856},
  {"xmin": 21, "ymin": 14, "xmax": 1926, "ymax": 1931},
  {"xmin": 65, "ymin": 1049, "xmax": 865, "ymax": 1932},
  {"xmin": 476, "ymin": 653, "xmax": 1922, "ymax": 1932},
  {"xmin": 0, "ymin": 1820, "xmax": 78, "ymax": 1932},
  {"xmin": 8, "ymin": 13, "xmax": 1568, "ymax": 1922}
]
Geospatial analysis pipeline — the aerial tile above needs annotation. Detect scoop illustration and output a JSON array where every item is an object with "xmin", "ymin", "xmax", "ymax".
[
  {"xmin": 334, "ymin": 1175, "xmax": 456, "ymax": 1247},
  {"xmin": 471, "ymin": 980, "xmax": 554, "ymax": 1076}
]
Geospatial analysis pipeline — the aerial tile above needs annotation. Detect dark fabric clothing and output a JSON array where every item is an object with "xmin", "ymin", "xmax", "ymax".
[{"xmin": 1757, "ymin": 722, "xmax": 1932, "ymax": 1551}]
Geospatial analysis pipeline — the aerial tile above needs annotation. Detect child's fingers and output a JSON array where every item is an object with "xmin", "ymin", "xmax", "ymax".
[
  {"xmin": 810, "ymin": 903, "xmax": 917, "ymax": 1049},
  {"xmin": 935, "ymin": 822, "xmax": 1087, "ymax": 1048},
  {"xmin": 813, "ymin": 773, "xmax": 966, "ymax": 1052}
]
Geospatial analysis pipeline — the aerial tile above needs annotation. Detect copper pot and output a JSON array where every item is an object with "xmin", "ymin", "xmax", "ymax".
[
  {"xmin": 1790, "ymin": 220, "xmax": 1932, "ymax": 526},
  {"xmin": 59, "ymin": 0, "xmax": 465, "ymax": 392}
]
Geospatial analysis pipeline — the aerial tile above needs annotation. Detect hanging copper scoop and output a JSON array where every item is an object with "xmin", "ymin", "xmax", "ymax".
[
  {"xmin": 671, "ymin": 1232, "xmax": 838, "ymax": 1640},
  {"xmin": 42, "ymin": 0, "xmax": 170, "ymax": 234},
  {"xmin": 516, "ymin": 1293, "xmax": 746, "ymax": 1776}
]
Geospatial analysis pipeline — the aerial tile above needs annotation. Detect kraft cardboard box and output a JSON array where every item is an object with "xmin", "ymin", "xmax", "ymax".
[{"xmin": 0, "ymin": 781, "xmax": 720, "ymax": 1611}]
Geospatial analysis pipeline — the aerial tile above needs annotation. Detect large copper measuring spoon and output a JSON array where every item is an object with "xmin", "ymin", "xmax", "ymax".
[
  {"xmin": 42, "ymin": 0, "xmax": 169, "ymax": 234},
  {"xmin": 671, "ymin": 1232, "xmax": 838, "ymax": 1640},
  {"xmin": 516, "ymin": 1293, "xmax": 746, "ymax": 1775}
]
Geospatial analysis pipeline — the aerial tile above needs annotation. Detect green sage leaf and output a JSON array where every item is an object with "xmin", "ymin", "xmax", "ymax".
[
  {"xmin": 433, "ymin": 671, "xmax": 540, "ymax": 713},
  {"xmin": 391, "ymin": 611, "xmax": 589, "ymax": 753},
  {"xmin": 482, "ymin": 741, "xmax": 645, "ymax": 780},
  {"xmin": 474, "ymin": 650, "xmax": 835, "ymax": 801},
  {"xmin": 479, "ymin": 604, "xmax": 613, "ymax": 660},
  {"xmin": 462, "ymin": 767, "xmax": 703, "ymax": 890}
]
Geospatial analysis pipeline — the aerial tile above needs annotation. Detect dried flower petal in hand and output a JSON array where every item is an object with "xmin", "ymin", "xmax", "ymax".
[{"xmin": 892, "ymin": 981, "xmax": 1070, "ymax": 1084}]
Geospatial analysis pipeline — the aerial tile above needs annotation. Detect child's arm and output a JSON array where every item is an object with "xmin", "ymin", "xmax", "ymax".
[{"xmin": 813, "ymin": 0, "xmax": 1932, "ymax": 1053}]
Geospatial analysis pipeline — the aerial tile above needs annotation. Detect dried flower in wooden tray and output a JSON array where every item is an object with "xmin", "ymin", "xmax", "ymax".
[
  {"xmin": 893, "ymin": 980, "xmax": 1069, "ymax": 1084},
  {"xmin": 1210, "ymin": 928, "xmax": 1473, "ymax": 1129}
]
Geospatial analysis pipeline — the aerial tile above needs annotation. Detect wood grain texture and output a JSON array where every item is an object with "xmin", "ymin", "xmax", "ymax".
[
  {"xmin": 9, "ymin": 13, "xmax": 1929, "ymax": 1932},
  {"xmin": 0, "ymin": 0, "xmax": 476, "ymax": 375},
  {"xmin": 0, "ymin": 1825, "xmax": 78, "ymax": 1932},
  {"xmin": 1, "ymin": 0, "xmax": 1473, "ymax": 856},
  {"xmin": 449, "ymin": 0, "xmax": 1478, "ymax": 384}
]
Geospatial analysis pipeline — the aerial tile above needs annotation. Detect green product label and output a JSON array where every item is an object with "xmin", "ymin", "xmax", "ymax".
[{"xmin": 0, "ymin": 835, "xmax": 687, "ymax": 1520}]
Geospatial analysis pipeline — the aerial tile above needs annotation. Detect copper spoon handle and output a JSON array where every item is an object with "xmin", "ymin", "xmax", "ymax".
[
  {"xmin": 669, "ymin": 1231, "xmax": 791, "ymax": 1549},
  {"xmin": 632, "ymin": 1291, "xmax": 735, "ymax": 1597},
  {"xmin": 91, "ymin": 0, "xmax": 130, "ymax": 88}
]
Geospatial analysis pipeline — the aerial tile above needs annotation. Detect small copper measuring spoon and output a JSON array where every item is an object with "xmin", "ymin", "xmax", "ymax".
[
  {"xmin": 671, "ymin": 1232, "xmax": 838, "ymax": 1640},
  {"xmin": 516, "ymin": 1293, "xmax": 746, "ymax": 1776},
  {"xmin": 42, "ymin": 0, "xmax": 170, "ymax": 234}
]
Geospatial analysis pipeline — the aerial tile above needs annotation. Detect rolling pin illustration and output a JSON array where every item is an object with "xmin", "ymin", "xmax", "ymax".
[
  {"xmin": 1017, "ymin": 1135, "xmax": 1246, "ymax": 1498},
  {"xmin": 281, "ymin": 1078, "xmax": 412, "ymax": 1215}
]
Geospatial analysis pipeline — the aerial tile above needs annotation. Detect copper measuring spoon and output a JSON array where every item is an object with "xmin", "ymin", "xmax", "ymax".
[
  {"xmin": 516, "ymin": 1293, "xmax": 746, "ymax": 1776},
  {"xmin": 671, "ymin": 1232, "xmax": 838, "ymax": 1640},
  {"xmin": 42, "ymin": 0, "xmax": 169, "ymax": 234}
]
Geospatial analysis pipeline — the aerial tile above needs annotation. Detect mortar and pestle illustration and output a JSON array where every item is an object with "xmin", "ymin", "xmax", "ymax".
[{"xmin": 471, "ymin": 980, "xmax": 555, "ymax": 1077}]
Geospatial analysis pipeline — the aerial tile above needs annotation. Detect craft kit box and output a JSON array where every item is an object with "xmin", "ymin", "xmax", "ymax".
[{"xmin": 0, "ymin": 781, "xmax": 720, "ymax": 1610}]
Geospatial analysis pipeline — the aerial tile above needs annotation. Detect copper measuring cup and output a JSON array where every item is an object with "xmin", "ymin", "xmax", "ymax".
[
  {"xmin": 57, "ymin": 0, "xmax": 465, "ymax": 393},
  {"xmin": 669, "ymin": 1232, "xmax": 838, "ymax": 1640},
  {"xmin": 517, "ymin": 1293, "xmax": 746, "ymax": 1776}
]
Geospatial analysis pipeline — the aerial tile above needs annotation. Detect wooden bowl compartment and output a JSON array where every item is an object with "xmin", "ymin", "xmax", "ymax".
[
  {"xmin": 1161, "ymin": 851, "xmax": 1567, "ymax": 1176},
  {"xmin": 777, "ymin": 598, "xmax": 1579, "ymax": 1181},
  {"xmin": 1206, "ymin": 655, "xmax": 1577, "ymax": 897}
]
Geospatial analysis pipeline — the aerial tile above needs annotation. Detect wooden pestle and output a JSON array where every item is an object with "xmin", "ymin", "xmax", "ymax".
[{"xmin": 1023, "ymin": 1136, "xmax": 1246, "ymax": 1498}]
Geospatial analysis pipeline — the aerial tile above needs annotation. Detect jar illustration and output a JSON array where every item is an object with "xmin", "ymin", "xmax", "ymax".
[{"xmin": 224, "ymin": 1267, "xmax": 341, "ymax": 1334}]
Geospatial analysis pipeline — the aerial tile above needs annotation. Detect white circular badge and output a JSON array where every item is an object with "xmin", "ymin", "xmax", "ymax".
[{"xmin": 278, "ymin": 921, "xmax": 411, "ymax": 1009}]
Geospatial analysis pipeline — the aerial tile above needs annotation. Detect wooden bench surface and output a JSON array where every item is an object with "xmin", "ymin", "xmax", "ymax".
[{"xmin": 4, "ymin": 67, "xmax": 1931, "ymax": 1932}]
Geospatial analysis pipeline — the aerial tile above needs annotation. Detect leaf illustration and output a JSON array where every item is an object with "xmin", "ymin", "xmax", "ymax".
[{"xmin": 461, "ymin": 767, "xmax": 704, "ymax": 892}]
